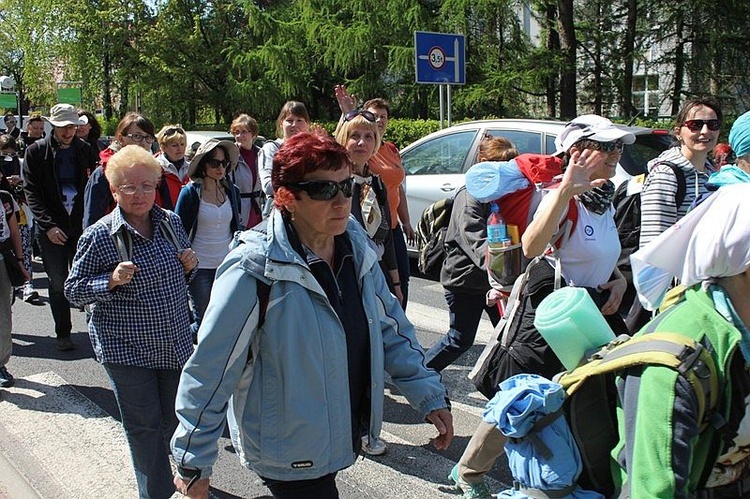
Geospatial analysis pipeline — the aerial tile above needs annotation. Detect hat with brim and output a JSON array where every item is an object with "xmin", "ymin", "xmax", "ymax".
[
  {"xmin": 43, "ymin": 104, "xmax": 86, "ymax": 127},
  {"xmin": 553, "ymin": 114, "xmax": 636, "ymax": 156},
  {"xmin": 187, "ymin": 139, "xmax": 240, "ymax": 178}
]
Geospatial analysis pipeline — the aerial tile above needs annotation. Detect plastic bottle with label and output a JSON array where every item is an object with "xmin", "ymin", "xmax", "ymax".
[{"xmin": 487, "ymin": 202, "xmax": 508, "ymax": 247}]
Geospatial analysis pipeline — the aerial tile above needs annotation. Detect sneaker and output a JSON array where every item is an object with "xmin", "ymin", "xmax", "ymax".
[
  {"xmin": 56, "ymin": 338, "xmax": 76, "ymax": 351},
  {"xmin": 361, "ymin": 435, "xmax": 387, "ymax": 456},
  {"xmin": 449, "ymin": 464, "xmax": 492, "ymax": 499},
  {"xmin": 23, "ymin": 283, "xmax": 39, "ymax": 302},
  {"xmin": 0, "ymin": 366, "xmax": 14, "ymax": 388}
]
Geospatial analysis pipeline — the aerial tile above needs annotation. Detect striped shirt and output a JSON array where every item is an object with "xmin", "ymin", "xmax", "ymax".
[
  {"xmin": 639, "ymin": 148, "xmax": 713, "ymax": 247},
  {"xmin": 64, "ymin": 206, "xmax": 194, "ymax": 369}
]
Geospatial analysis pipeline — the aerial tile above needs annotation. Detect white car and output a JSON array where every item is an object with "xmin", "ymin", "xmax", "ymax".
[
  {"xmin": 401, "ymin": 119, "xmax": 672, "ymax": 253},
  {"xmin": 184, "ymin": 130, "xmax": 266, "ymax": 152}
]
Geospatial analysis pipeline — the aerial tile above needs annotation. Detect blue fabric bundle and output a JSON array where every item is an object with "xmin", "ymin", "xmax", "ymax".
[
  {"xmin": 465, "ymin": 159, "xmax": 530, "ymax": 203},
  {"xmin": 483, "ymin": 374, "xmax": 603, "ymax": 499}
]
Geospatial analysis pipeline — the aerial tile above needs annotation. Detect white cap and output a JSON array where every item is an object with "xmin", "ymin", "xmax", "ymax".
[{"xmin": 553, "ymin": 114, "xmax": 635, "ymax": 155}]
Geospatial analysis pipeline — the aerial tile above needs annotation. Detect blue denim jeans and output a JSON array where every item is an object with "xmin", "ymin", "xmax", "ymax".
[
  {"xmin": 104, "ymin": 363, "xmax": 181, "ymax": 499},
  {"xmin": 425, "ymin": 289, "xmax": 501, "ymax": 372},
  {"xmin": 36, "ymin": 225, "xmax": 76, "ymax": 338},
  {"xmin": 187, "ymin": 268, "xmax": 216, "ymax": 336}
]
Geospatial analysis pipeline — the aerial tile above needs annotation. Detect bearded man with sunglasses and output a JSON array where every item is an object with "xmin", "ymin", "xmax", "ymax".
[
  {"xmin": 172, "ymin": 132, "xmax": 453, "ymax": 499},
  {"xmin": 639, "ymin": 97, "xmax": 723, "ymax": 247}
]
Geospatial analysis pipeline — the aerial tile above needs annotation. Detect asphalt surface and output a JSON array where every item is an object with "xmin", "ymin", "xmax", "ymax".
[{"xmin": 1, "ymin": 262, "xmax": 513, "ymax": 498}]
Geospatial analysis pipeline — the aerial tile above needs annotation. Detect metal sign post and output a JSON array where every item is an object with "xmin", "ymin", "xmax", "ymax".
[{"xmin": 414, "ymin": 31, "xmax": 466, "ymax": 129}]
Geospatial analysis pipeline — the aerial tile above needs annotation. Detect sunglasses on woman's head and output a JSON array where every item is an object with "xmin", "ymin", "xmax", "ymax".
[
  {"xmin": 286, "ymin": 178, "xmax": 355, "ymax": 200},
  {"xmin": 205, "ymin": 158, "xmax": 230, "ymax": 169},
  {"xmin": 344, "ymin": 109, "xmax": 376, "ymax": 123},
  {"xmin": 683, "ymin": 119, "xmax": 721, "ymax": 132},
  {"xmin": 163, "ymin": 127, "xmax": 185, "ymax": 137}
]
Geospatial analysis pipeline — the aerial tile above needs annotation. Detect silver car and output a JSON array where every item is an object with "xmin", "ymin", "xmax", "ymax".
[{"xmin": 401, "ymin": 119, "xmax": 672, "ymax": 253}]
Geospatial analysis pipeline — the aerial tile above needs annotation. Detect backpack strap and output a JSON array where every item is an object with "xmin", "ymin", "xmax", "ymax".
[
  {"xmin": 158, "ymin": 208, "xmax": 184, "ymax": 251},
  {"xmin": 656, "ymin": 161, "xmax": 687, "ymax": 208},
  {"xmin": 111, "ymin": 227, "xmax": 133, "ymax": 262},
  {"xmin": 512, "ymin": 482, "xmax": 578, "ymax": 499},
  {"xmin": 559, "ymin": 332, "xmax": 719, "ymax": 431}
]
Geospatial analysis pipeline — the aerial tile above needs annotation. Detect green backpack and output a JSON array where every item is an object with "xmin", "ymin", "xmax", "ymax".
[{"xmin": 553, "ymin": 329, "xmax": 721, "ymax": 497}]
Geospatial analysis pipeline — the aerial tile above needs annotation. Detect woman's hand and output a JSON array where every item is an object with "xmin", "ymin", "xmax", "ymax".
[
  {"xmin": 173, "ymin": 476, "xmax": 210, "ymax": 498},
  {"xmin": 561, "ymin": 149, "xmax": 608, "ymax": 196},
  {"xmin": 334, "ymin": 84, "xmax": 356, "ymax": 114},
  {"xmin": 109, "ymin": 261, "xmax": 138, "ymax": 289},
  {"xmin": 426, "ymin": 408, "xmax": 454, "ymax": 450},
  {"xmin": 178, "ymin": 249, "xmax": 199, "ymax": 274},
  {"xmin": 599, "ymin": 274, "xmax": 627, "ymax": 316}
]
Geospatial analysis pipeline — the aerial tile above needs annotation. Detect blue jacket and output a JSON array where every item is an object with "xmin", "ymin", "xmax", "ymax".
[
  {"xmin": 171, "ymin": 209, "xmax": 449, "ymax": 480},
  {"xmin": 174, "ymin": 178, "xmax": 243, "ymax": 242}
]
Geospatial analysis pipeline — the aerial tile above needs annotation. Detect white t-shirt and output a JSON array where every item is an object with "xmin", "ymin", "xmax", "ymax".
[
  {"xmin": 536, "ymin": 194, "xmax": 620, "ymax": 288},
  {"xmin": 191, "ymin": 198, "xmax": 233, "ymax": 269}
]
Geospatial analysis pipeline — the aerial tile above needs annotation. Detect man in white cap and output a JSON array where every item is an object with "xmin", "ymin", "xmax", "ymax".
[{"xmin": 22, "ymin": 103, "xmax": 97, "ymax": 351}]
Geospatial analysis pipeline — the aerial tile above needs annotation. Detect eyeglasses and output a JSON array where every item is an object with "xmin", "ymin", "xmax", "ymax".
[
  {"xmin": 344, "ymin": 109, "xmax": 376, "ymax": 123},
  {"xmin": 205, "ymin": 158, "xmax": 230, "ymax": 169},
  {"xmin": 126, "ymin": 133, "xmax": 155, "ymax": 144},
  {"xmin": 117, "ymin": 182, "xmax": 157, "ymax": 195},
  {"xmin": 683, "ymin": 119, "xmax": 721, "ymax": 132},
  {"xmin": 286, "ymin": 178, "xmax": 355, "ymax": 200},
  {"xmin": 5, "ymin": 120, "xmax": 16, "ymax": 124},
  {"xmin": 162, "ymin": 127, "xmax": 185, "ymax": 137},
  {"xmin": 587, "ymin": 140, "xmax": 624, "ymax": 153}
]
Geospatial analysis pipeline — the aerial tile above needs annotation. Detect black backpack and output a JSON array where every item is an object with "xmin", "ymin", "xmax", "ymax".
[
  {"xmin": 415, "ymin": 193, "xmax": 456, "ymax": 279},
  {"xmin": 613, "ymin": 161, "xmax": 686, "ymax": 273}
]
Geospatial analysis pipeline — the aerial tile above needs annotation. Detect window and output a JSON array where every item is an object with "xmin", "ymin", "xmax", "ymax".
[
  {"xmin": 402, "ymin": 130, "xmax": 478, "ymax": 176},
  {"xmin": 485, "ymin": 130, "xmax": 544, "ymax": 154},
  {"xmin": 632, "ymin": 75, "xmax": 660, "ymax": 117}
]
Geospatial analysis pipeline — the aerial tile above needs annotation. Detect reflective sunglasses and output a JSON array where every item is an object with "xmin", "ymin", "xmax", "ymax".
[
  {"xmin": 683, "ymin": 119, "xmax": 721, "ymax": 132},
  {"xmin": 126, "ymin": 133, "xmax": 155, "ymax": 144},
  {"xmin": 286, "ymin": 178, "xmax": 355, "ymax": 200},
  {"xmin": 591, "ymin": 139, "xmax": 625, "ymax": 153},
  {"xmin": 205, "ymin": 158, "xmax": 230, "ymax": 169},
  {"xmin": 344, "ymin": 109, "xmax": 376, "ymax": 123},
  {"xmin": 118, "ymin": 182, "xmax": 157, "ymax": 195}
]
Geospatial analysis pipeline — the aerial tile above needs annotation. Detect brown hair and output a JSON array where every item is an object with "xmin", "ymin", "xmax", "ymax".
[
  {"xmin": 230, "ymin": 114, "xmax": 259, "ymax": 136},
  {"xmin": 363, "ymin": 98, "xmax": 390, "ymax": 117},
  {"xmin": 478, "ymin": 135, "xmax": 519, "ymax": 162},
  {"xmin": 675, "ymin": 97, "xmax": 723, "ymax": 127},
  {"xmin": 275, "ymin": 101, "xmax": 310, "ymax": 138},
  {"xmin": 115, "ymin": 113, "xmax": 155, "ymax": 142}
]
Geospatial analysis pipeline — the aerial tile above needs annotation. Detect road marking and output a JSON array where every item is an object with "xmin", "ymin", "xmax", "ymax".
[
  {"xmin": 406, "ymin": 301, "xmax": 496, "ymax": 344},
  {"xmin": 0, "ymin": 371, "xmax": 147, "ymax": 498}
]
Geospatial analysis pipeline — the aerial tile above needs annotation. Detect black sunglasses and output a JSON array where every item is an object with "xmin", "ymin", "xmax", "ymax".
[
  {"xmin": 590, "ymin": 139, "xmax": 624, "ymax": 153},
  {"xmin": 683, "ymin": 119, "xmax": 721, "ymax": 132},
  {"xmin": 286, "ymin": 178, "xmax": 354, "ymax": 200},
  {"xmin": 205, "ymin": 158, "xmax": 230, "ymax": 169},
  {"xmin": 163, "ymin": 126, "xmax": 185, "ymax": 137},
  {"xmin": 344, "ymin": 109, "xmax": 376, "ymax": 123}
]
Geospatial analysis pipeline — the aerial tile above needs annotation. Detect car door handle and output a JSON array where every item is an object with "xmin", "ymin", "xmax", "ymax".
[{"xmin": 440, "ymin": 184, "xmax": 456, "ymax": 192}]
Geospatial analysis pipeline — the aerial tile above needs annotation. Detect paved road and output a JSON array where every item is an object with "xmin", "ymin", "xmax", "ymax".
[{"xmin": 1, "ymin": 264, "xmax": 513, "ymax": 498}]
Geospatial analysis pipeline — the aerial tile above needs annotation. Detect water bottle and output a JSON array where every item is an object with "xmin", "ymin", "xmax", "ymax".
[{"xmin": 487, "ymin": 202, "xmax": 507, "ymax": 247}]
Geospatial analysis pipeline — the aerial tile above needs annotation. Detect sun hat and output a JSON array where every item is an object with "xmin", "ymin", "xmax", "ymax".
[
  {"xmin": 42, "ymin": 104, "xmax": 86, "ymax": 127},
  {"xmin": 187, "ymin": 138, "xmax": 239, "ymax": 178},
  {"xmin": 553, "ymin": 114, "xmax": 635, "ymax": 155},
  {"xmin": 728, "ymin": 110, "xmax": 750, "ymax": 159}
]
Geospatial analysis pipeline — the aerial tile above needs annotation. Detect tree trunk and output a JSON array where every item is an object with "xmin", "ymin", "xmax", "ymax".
[
  {"xmin": 103, "ymin": 50, "xmax": 113, "ymax": 121},
  {"xmin": 557, "ymin": 0, "xmax": 577, "ymax": 119},
  {"xmin": 545, "ymin": 1, "xmax": 559, "ymax": 117},
  {"xmin": 620, "ymin": 0, "xmax": 637, "ymax": 118},
  {"xmin": 671, "ymin": 10, "xmax": 685, "ymax": 116}
]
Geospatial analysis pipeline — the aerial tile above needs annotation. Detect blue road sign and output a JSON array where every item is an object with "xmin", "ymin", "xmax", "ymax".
[{"xmin": 414, "ymin": 31, "xmax": 466, "ymax": 85}]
